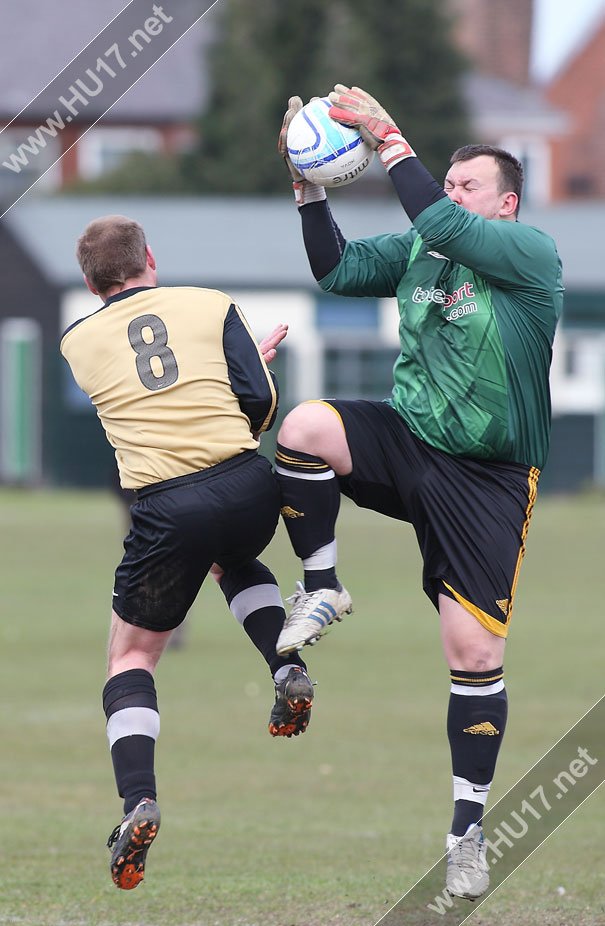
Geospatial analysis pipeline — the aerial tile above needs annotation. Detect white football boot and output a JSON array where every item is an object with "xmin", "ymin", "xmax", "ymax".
[
  {"xmin": 276, "ymin": 582, "xmax": 353, "ymax": 655},
  {"xmin": 445, "ymin": 824, "xmax": 489, "ymax": 901}
]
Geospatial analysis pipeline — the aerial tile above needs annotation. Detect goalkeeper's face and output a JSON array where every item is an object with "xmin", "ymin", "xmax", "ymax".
[{"xmin": 444, "ymin": 156, "xmax": 517, "ymax": 221}]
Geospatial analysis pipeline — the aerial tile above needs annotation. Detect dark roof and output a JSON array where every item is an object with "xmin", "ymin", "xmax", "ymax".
[
  {"xmin": 3, "ymin": 194, "xmax": 604, "ymax": 290},
  {"xmin": 2, "ymin": 1, "xmax": 563, "ymax": 139},
  {"xmin": 1, "ymin": 0, "xmax": 209, "ymax": 122}
]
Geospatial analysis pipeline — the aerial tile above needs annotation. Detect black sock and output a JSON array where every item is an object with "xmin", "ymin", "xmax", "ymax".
[
  {"xmin": 447, "ymin": 666, "xmax": 508, "ymax": 836},
  {"xmin": 451, "ymin": 799, "xmax": 484, "ymax": 836},
  {"xmin": 304, "ymin": 566, "xmax": 340, "ymax": 592},
  {"xmin": 219, "ymin": 559, "xmax": 306, "ymax": 677},
  {"xmin": 102, "ymin": 669, "xmax": 160, "ymax": 815},
  {"xmin": 275, "ymin": 443, "xmax": 341, "ymax": 561}
]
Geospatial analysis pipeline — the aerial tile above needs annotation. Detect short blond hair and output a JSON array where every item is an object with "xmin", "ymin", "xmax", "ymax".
[{"xmin": 76, "ymin": 215, "xmax": 147, "ymax": 294}]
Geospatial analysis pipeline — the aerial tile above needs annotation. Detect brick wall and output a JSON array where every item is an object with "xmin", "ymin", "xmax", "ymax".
[
  {"xmin": 448, "ymin": 0, "xmax": 533, "ymax": 85},
  {"xmin": 547, "ymin": 17, "xmax": 605, "ymax": 200}
]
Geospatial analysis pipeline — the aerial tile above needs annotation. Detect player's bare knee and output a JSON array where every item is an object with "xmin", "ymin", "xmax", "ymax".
[
  {"xmin": 107, "ymin": 649, "xmax": 159, "ymax": 679},
  {"xmin": 278, "ymin": 402, "xmax": 338, "ymax": 450},
  {"xmin": 449, "ymin": 640, "xmax": 504, "ymax": 673},
  {"xmin": 107, "ymin": 611, "xmax": 169, "ymax": 678},
  {"xmin": 278, "ymin": 402, "xmax": 352, "ymax": 474}
]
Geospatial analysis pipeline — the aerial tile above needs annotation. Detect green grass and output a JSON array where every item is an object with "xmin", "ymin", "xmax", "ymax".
[{"xmin": 1, "ymin": 489, "xmax": 605, "ymax": 925}]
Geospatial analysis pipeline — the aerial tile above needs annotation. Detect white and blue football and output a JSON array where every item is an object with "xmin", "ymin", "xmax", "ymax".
[{"xmin": 286, "ymin": 97, "xmax": 374, "ymax": 187}]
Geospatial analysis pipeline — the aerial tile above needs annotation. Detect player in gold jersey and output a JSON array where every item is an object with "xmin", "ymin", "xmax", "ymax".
[{"xmin": 61, "ymin": 215, "xmax": 314, "ymax": 890}]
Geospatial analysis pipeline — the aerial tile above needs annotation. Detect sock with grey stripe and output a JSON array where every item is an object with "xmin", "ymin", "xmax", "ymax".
[
  {"xmin": 447, "ymin": 666, "xmax": 508, "ymax": 836},
  {"xmin": 102, "ymin": 668, "xmax": 159, "ymax": 815},
  {"xmin": 219, "ymin": 559, "xmax": 306, "ymax": 677}
]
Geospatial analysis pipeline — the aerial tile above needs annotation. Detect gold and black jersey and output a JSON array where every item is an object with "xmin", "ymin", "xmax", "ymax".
[{"xmin": 60, "ymin": 286, "xmax": 278, "ymax": 489}]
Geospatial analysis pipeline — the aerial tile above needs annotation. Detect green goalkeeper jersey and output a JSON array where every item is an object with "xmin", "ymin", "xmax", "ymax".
[{"xmin": 319, "ymin": 196, "xmax": 563, "ymax": 470}]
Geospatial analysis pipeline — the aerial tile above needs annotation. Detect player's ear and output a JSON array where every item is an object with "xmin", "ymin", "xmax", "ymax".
[
  {"xmin": 499, "ymin": 191, "xmax": 518, "ymax": 219},
  {"xmin": 146, "ymin": 245, "xmax": 156, "ymax": 270},
  {"xmin": 84, "ymin": 274, "xmax": 99, "ymax": 296}
]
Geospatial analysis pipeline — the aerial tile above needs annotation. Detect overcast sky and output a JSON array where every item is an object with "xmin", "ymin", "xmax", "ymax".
[{"xmin": 532, "ymin": 0, "xmax": 605, "ymax": 79}]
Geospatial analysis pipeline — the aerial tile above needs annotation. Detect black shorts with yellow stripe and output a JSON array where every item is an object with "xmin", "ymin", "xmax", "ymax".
[
  {"xmin": 112, "ymin": 451, "xmax": 280, "ymax": 632},
  {"xmin": 323, "ymin": 399, "xmax": 539, "ymax": 637}
]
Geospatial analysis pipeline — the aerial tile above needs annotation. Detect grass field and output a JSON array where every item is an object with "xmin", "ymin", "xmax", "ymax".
[{"xmin": 1, "ymin": 487, "xmax": 605, "ymax": 926}]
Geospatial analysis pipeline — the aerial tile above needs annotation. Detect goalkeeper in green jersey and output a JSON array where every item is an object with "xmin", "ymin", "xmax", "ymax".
[{"xmin": 275, "ymin": 86, "xmax": 563, "ymax": 901}]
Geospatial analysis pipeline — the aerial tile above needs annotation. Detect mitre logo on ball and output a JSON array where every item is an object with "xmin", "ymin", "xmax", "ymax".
[{"xmin": 286, "ymin": 97, "xmax": 374, "ymax": 188}]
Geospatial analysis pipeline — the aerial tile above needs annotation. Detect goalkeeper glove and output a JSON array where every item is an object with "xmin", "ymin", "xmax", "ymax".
[
  {"xmin": 278, "ymin": 96, "xmax": 326, "ymax": 205},
  {"xmin": 328, "ymin": 84, "xmax": 416, "ymax": 171}
]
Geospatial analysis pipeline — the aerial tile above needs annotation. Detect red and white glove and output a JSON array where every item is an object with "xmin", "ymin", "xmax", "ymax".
[
  {"xmin": 278, "ymin": 95, "xmax": 327, "ymax": 205},
  {"xmin": 328, "ymin": 84, "xmax": 416, "ymax": 172}
]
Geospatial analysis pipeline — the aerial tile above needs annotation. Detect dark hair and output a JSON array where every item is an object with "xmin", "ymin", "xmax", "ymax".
[
  {"xmin": 76, "ymin": 215, "xmax": 147, "ymax": 295},
  {"xmin": 450, "ymin": 144, "xmax": 524, "ymax": 215}
]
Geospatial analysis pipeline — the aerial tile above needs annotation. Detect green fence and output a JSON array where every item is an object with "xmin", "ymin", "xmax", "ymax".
[{"xmin": 0, "ymin": 318, "xmax": 41, "ymax": 484}]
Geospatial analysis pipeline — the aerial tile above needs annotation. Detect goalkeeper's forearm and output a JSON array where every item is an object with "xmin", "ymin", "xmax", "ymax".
[
  {"xmin": 299, "ymin": 200, "xmax": 347, "ymax": 281},
  {"xmin": 388, "ymin": 157, "xmax": 447, "ymax": 222}
]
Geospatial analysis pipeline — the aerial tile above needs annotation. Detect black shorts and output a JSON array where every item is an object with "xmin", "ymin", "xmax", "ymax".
[
  {"xmin": 112, "ymin": 451, "xmax": 280, "ymax": 632},
  {"xmin": 324, "ymin": 400, "xmax": 539, "ymax": 637}
]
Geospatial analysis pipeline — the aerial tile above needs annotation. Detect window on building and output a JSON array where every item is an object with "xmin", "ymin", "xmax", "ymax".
[
  {"xmin": 324, "ymin": 344, "xmax": 399, "ymax": 400},
  {"xmin": 499, "ymin": 136, "xmax": 551, "ymax": 205},
  {"xmin": 566, "ymin": 174, "xmax": 596, "ymax": 197},
  {"xmin": 316, "ymin": 296, "xmax": 379, "ymax": 331},
  {"xmin": 78, "ymin": 127, "xmax": 162, "ymax": 179},
  {"xmin": 0, "ymin": 126, "xmax": 61, "ymax": 196},
  {"xmin": 563, "ymin": 343, "xmax": 578, "ymax": 377}
]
